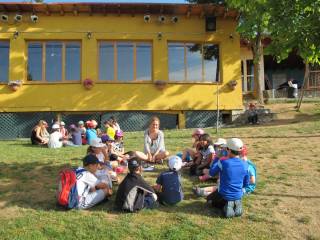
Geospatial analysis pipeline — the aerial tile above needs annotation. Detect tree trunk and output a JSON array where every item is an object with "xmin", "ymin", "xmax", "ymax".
[
  {"xmin": 252, "ymin": 34, "xmax": 264, "ymax": 104},
  {"xmin": 296, "ymin": 62, "xmax": 310, "ymax": 111}
]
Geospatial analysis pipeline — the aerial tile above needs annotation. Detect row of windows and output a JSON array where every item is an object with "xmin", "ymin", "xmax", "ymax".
[{"xmin": 0, "ymin": 41, "xmax": 219, "ymax": 83}]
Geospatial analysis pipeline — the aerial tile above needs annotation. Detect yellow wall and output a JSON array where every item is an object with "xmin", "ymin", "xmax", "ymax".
[{"xmin": 0, "ymin": 13, "xmax": 242, "ymax": 112}]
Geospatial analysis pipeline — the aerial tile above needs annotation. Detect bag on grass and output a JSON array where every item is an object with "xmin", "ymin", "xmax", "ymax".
[{"xmin": 56, "ymin": 168, "xmax": 85, "ymax": 209}]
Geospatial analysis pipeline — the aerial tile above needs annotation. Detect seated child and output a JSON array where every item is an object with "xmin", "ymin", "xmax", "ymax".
[
  {"xmin": 115, "ymin": 158, "xmax": 158, "ymax": 212},
  {"xmin": 190, "ymin": 134, "xmax": 215, "ymax": 176},
  {"xmin": 48, "ymin": 124, "xmax": 63, "ymax": 149},
  {"xmin": 207, "ymin": 138, "xmax": 249, "ymax": 218},
  {"xmin": 247, "ymin": 103, "xmax": 258, "ymax": 124},
  {"xmin": 154, "ymin": 155, "xmax": 184, "ymax": 205},
  {"xmin": 87, "ymin": 138, "xmax": 115, "ymax": 186},
  {"xmin": 240, "ymin": 145, "xmax": 256, "ymax": 194},
  {"xmin": 199, "ymin": 138, "xmax": 228, "ymax": 182},
  {"xmin": 76, "ymin": 154, "xmax": 112, "ymax": 210},
  {"xmin": 179, "ymin": 128, "xmax": 205, "ymax": 165},
  {"xmin": 113, "ymin": 130, "xmax": 125, "ymax": 161},
  {"xmin": 78, "ymin": 120, "xmax": 87, "ymax": 145}
]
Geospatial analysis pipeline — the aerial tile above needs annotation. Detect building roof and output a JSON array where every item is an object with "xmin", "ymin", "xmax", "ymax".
[{"xmin": 0, "ymin": 2, "xmax": 238, "ymax": 18}]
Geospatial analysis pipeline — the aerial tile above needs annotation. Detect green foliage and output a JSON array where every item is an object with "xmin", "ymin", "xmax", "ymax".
[{"xmin": 266, "ymin": 0, "xmax": 320, "ymax": 64}]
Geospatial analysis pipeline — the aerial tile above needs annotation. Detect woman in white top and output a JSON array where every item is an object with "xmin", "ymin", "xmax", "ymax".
[{"xmin": 144, "ymin": 116, "xmax": 169, "ymax": 163}]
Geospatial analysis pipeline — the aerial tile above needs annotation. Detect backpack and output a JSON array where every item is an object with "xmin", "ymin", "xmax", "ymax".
[{"xmin": 56, "ymin": 168, "xmax": 86, "ymax": 209}]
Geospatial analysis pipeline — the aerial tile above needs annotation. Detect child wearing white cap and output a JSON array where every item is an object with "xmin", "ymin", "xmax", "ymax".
[
  {"xmin": 154, "ymin": 155, "xmax": 184, "ymax": 205},
  {"xmin": 48, "ymin": 124, "xmax": 63, "ymax": 149}
]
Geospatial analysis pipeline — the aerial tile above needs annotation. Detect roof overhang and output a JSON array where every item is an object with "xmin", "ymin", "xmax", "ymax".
[{"xmin": 0, "ymin": 2, "xmax": 238, "ymax": 18}]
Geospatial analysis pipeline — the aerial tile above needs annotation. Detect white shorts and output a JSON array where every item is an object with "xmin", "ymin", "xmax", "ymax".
[{"xmin": 78, "ymin": 189, "xmax": 106, "ymax": 210}]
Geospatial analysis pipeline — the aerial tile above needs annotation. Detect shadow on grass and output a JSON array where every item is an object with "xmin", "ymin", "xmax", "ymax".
[
  {"xmin": 256, "ymin": 192, "xmax": 320, "ymax": 199},
  {"xmin": 0, "ymin": 160, "xmax": 224, "ymax": 217}
]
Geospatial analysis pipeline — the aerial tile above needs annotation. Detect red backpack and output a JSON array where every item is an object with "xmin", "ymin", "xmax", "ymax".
[{"xmin": 57, "ymin": 169, "xmax": 84, "ymax": 209}]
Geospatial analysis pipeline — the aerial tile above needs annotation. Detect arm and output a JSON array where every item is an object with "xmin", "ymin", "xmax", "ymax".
[
  {"xmin": 209, "ymin": 160, "xmax": 221, "ymax": 177},
  {"xmin": 144, "ymin": 130, "xmax": 151, "ymax": 154},
  {"xmin": 198, "ymin": 152, "xmax": 214, "ymax": 169},
  {"xmin": 243, "ymin": 170, "xmax": 250, "ymax": 189}
]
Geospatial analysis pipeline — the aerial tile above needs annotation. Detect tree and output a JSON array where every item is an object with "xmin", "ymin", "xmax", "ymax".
[
  {"xmin": 188, "ymin": 0, "xmax": 269, "ymax": 104},
  {"xmin": 226, "ymin": 0, "xmax": 270, "ymax": 104},
  {"xmin": 266, "ymin": 0, "xmax": 320, "ymax": 110}
]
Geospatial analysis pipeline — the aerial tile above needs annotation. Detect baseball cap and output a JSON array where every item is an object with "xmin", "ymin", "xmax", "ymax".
[
  {"xmin": 52, "ymin": 124, "xmax": 60, "ymax": 129},
  {"xmin": 192, "ymin": 128, "xmax": 205, "ymax": 136},
  {"xmin": 115, "ymin": 130, "xmax": 124, "ymax": 137},
  {"xmin": 90, "ymin": 138, "xmax": 105, "ymax": 148},
  {"xmin": 128, "ymin": 158, "xmax": 141, "ymax": 172},
  {"xmin": 226, "ymin": 138, "xmax": 243, "ymax": 151},
  {"xmin": 86, "ymin": 120, "xmax": 94, "ymax": 128},
  {"xmin": 69, "ymin": 124, "xmax": 76, "ymax": 129},
  {"xmin": 168, "ymin": 155, "xmax": 182, "ymax": 171},
  {"xmin": 60, "ymin": 121, "xmax": 65, "ymax": 126},
  {"xmin": 78, "ymin": 120, "xmax": 84, "ymax": 125},
  {"xmin": 83, "ymin": 154, "xmax": 100, "ymax": 166},
  {"xmin": 101, "ymin": 134, "xmax": 115, "ymax": 143},
  {"xmin": 214, "ymin": 138, "xmax": 227, "ymax": 146}
]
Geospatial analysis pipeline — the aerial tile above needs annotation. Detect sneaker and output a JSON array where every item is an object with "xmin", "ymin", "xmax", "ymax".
[
  {"xmin": 234, "ymin": 200, "xmax": 243, "ymax": 217},
  {"xmin": 192, "ymin": 186, "xmax": 201, "ymax": 196},
  {"xmin": 143, "ymin": 165, "xmax": 155, "ymax": 172},
  {"xmin": 224, "ymin": 201, "xmax": 235, "ymax": 218}
]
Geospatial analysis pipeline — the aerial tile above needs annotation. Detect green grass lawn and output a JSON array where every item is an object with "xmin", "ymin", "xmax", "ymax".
[{"xmin": 0, "ymin": 103, "xmax": 320, "ymax": 240}]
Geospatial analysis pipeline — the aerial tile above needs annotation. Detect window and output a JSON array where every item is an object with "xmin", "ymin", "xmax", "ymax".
[
  {"xmin": 0, "ymin": 42, "xmax": 9, "ymax": 83},
  {"xmin": 309, "ymin": 64, "xmax": 320, "ymax": 88},
  {"xmin": 27, "ymin": 41, "xmax": 81, "ymax": 82},
  {"xmin": 99, "ymin": 41, "xmax": 152, "ymax": 82},
  {"xmin": 168, "ymin": 43, "xmax": 219, "ymax": 82},
  {"xmin": 241, "ymin": 59, "xmax": 254, "ymax": 92}
]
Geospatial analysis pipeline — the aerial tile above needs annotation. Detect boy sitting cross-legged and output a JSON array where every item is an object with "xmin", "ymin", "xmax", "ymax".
[
  {"xmin": 154, "ymin": 155, "xmax": 184, "ymax": 205},
  {"xmin": 76, "ymin": 154, "xmax": 113, "ymax": 210},
  {"xmin": 207, "ymin": 138, "xmax": 249, "ymax": 218},
  {"xmin": 115, "ymin": 158, "xmax": 158, "ymax": 212}
]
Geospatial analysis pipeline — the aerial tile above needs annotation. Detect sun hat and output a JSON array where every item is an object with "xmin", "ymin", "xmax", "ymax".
[
  {"xmin": 115, "ymin": 130, "xmax": 124, "ymax": 137},
  {"xmin": 83, "ymin": 154, "xmax": 100, "ymax": 166},
  {"xmin": 78, "ymin": 120, "xmax": 84, "ymax": 125},
  {"xmin": 90, "ymin": 138, "xmax": 105, "ymax": 148},
  {"xmin": 214, "ymin": 138, "xmax": 227, "ymax": 146},
  {"xmin": 192, "ymin": 128, "xmax": 205, "ymax": 136},
  {"xmin": 226, "ymin": 138, "xmax": 244, "ymax": 151},
  {"xmin": 168, "ymin": 155, "xmax": 182, "ymax": 171},
  {"xmin": 52, "ymin": 124, "xmax": 60, "ymax": 129},
  {"xmin": 101, "ymin": 134, "xmax": 115, "ymax": 143},
  {"xmin": 86, "ymin": 120, "xmax": 94, "ymax": 128},
  {"xmin": 60, "ymin": 121, "xmax": 65, "ymax": 126}
]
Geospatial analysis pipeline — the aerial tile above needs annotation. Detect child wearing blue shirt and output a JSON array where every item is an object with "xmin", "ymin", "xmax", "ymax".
[
  {"xmin": 208, "ymin": 138, "xmax": 249, "ymax": 218},
  {"xmin": 154, "ymin": 156, "xmax": 184, "ymax": 205}
]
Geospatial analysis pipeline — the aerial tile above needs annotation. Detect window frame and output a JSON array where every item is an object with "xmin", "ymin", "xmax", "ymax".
[
  {"xmin": 0, "ymin": 40, "xmax": 10, "ymax": 84},
  {"xmin": 168, "ymin": 41, "xmax": 220, "ymax": 84},
  {"xmin": 97, "ymin": 40, "xmax": 153, "ymax": 83},
  {"xmin": 26, "ymin": 40, "xmax": 82, "ymax": 83}
]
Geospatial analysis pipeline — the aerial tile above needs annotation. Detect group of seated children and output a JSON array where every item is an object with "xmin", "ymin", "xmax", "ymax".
[
  {"xmin": 75, "ymin": 154, "xmax": 183, "ymax": 211},
  {"xmin": 31, "ymin": 116, "xmax": 122, "ymax": 150},
  {"xmin": 71, "ymin": 129, "xmax": 256, "ymax": 218}
]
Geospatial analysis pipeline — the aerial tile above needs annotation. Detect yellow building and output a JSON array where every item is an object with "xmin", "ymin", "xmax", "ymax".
[{"xmin": 0, "ymin": 2, "xmax": 241, "ymax": 136}]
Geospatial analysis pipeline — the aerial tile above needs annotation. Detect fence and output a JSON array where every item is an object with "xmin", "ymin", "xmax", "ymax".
[{"xmin": 0, "ymin": 110, "xmax": 222, "ymax": 139}]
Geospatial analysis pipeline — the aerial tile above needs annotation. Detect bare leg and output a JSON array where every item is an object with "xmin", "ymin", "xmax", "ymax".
[{"xmin": 154, "ymin": 151, "xmax": 169, "ymax": 163}]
